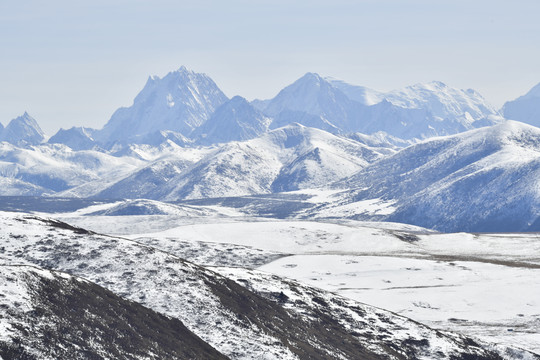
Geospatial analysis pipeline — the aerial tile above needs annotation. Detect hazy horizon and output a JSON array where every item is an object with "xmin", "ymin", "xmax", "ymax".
[{"xmin": 2, "ymin": 0, "xmax": 540, "ymax": 134}]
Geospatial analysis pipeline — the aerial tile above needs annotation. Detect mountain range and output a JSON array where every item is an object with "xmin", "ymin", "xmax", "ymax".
[
  {"xmin": 2, "ymin": 66, "xmax": 540, "ymax": 358},
  {"xmin": 1, "ymin": 66, "xmax": 540, "ymax": 232},
  {"xmin": 324, "ymin": 120, "xmax": 540, "ymax": 232}
]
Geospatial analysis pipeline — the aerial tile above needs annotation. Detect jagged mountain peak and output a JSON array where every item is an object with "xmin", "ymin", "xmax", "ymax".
[
  {"xmin": 0, "ymin": 112, "xmax": 45, "ymax": 146},
  {"xmin": 95, "ymin": 66, "xmax": 228, "ymax": 145},
  {"xmin": 228, "ymin": 94, "xmax": 250, "ymax": 105},
  {"xmin": 48, "ymin": 126, "xmax": 97, "ymax": 150},
  {"xmin": 264, "ymin": 72, "xmax": 359, "ymax": 132},
  {"xmin": 415, "ymin": 80, "xmax": 448, "ymax": 89},
  {"xmin": 298, "ymin": 71, "xmax": 324, "ymax": 84}
]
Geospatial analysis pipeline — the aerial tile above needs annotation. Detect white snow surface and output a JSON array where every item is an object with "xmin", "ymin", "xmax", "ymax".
[
  {"xmin": 0, "ymin": 142, "xmax": 143, "ymax": 197},
  {"xmin": 0, "ymin": 212, "xmax": 299, "ymax": 360},
  {"xmin": 0, "ymin": 211, "xmax": 531, "ymax": 359},
  {"xmin": 108, "ymin": 216, "xmax": 540, "ymax": 354}
]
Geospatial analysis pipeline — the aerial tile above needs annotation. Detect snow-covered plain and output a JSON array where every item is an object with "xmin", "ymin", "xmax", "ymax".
[
  {"xmin": 65, "ymin": 214, "xmax": 540, "ymax": 355},
  {"xmin": 1, "ymin": 211, "xmax": 518, "ymax": 359}
]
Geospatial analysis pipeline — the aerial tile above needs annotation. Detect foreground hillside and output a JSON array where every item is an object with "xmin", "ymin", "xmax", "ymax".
[
  {"xmin": 0, "ymin": 265, "xmax": 227, "ymax": 359},
  {"xmin": 0, "ymin": 211, "xmax": 527, "ymax": 359}
]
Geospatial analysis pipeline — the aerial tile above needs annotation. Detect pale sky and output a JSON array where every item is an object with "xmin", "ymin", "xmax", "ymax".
[{"xmin": 1, "ymin": 0, "xmax": 540, "ymax": 134}]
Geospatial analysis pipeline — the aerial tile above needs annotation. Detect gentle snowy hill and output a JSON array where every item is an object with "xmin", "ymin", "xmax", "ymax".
[
  {"xmin": 0, "ymin": 212, "xmax": 514, "ymax": 360},
  {"xmin": 95, "ymin": 124, "xmax": 387, "ymax": 200},
  {"xmin": 93, "ymin": 149, "xmax": 208, "ymax": 200},
  {"xmin": 0, "ymin": 265, "xmax": 228, "ymax": 360},
  {"xmin": 73, "ymin": 199, "xmax": 223, "ymax": 217},
  {"xmin": 0, "ymin": 112, "xmax": 45, "ymax": 146},
  {"xmin": 332, "ymin": 120, "xmax": 540, "ymax": 232},
  {"xmin": 193, "ymin": 96, "xmax": 271, "ymax": 145},
  {"xmin": 95, "ymin": 66, "xmax": 228, "ymax": 145},
  {"xmin": 269, "ymin": 110, "xmax": 342, "ymax": 134},
  {"xmin": 0, "ymin": 142, "xmax": 143, "ymax": 196},
  {"xmin": 48, "ymin": 126, "xmax": 97, "ymax": 150},
  {"xmin": 502, "ymin": 82, "xmax": 540, "ymax": 127}
]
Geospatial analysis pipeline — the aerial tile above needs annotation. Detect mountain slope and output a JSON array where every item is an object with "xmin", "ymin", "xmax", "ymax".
[
  {"xmin": 0, "ymin": 112, "xmax": 45, "ymax": 146},
  {"xmin": 96, "ymin": 124, "xmax": 387, "ymax": 200},
  {"xmin": 0, "ymin": 212, "xmax": 513, "ymax": 359},
  {"xmin": 325, "ymin": 76, "xmax": 384, "ymax": 105},
  {"xmin": 264, "ymin": 72, "xmax": 363, "ymax": 132},
  {"xmin": 332, "ymin": 120, "xmax": 540, "ymax": 232},
  {"xmin": 48, "ymin": 126, "xmax": 97, "ymax": 150},
  {"xmin": 0, "ymin": 142, "xmax": 143, "ymax": 195},
  {"xmin": 0, "ymin": 265, "xmax": 229, "ymax": 360},
  {"xmin": 502, "ymin": 82, "xmax": 540, "ymax": 127},
  {"xmin": 193, "ymin": 96, "xmax": 271, "ymax": 145},
  {"xmin": 95, "ymin": 66, "xmax": 228, "ymax": 144},
  {"xmin": 262, "ymin": 74, "xmax": 500, "ymax": 139},
  {"xmin": 383, "ymin": 81, "xmax": 499, "ymax": 124}
]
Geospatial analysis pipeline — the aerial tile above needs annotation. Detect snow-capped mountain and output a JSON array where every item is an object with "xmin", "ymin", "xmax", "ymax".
[
  {"xmin": 95, "ymin": 66, "xmax": 228, "ymax": 145},
  {"xmin": 328, "ymin": 78, "xmax": 500, "ymax": 123},
  {"xmin": 259, "ymin": 74, "xmax": 501, "ymax": 140},
  {"xmin": 0, "ymin": 212, "xmax": 517, "ymax": 359},
  {"xmin": 383, "ymin": 81, "xmax": 500, "ymax": 123},
  {"xmin": 94, "ymin": 124, "xmax": 388, "ymax": 200},
  {"xmin": 331, "ymin": 120, "xmax": 540, "ymax": 232},
  {"xmin": 193, "ymin": 96, "xmax": 271, "ymax": 145},
  {"xmin": 48, "ymin": 126, "xmax": 97, "ymax": 150},
  {"xmin": 264, "ymin": 72, "xmax": 362, "ymax": 132},
  {"xmin": 40, "ymin": 66, "xmax": 503, "ymax": 150},
  {"xmin": 0, "ymin": 112, "xmax": 45, "ymax": 146},
  {"xmin": 502, "ymin": 82, "xmax": 540, "ymax": 127}
]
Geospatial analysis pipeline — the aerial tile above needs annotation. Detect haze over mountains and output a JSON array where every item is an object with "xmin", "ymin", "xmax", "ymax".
[{"xmin": 1, "ymin": 66, "xmax": 540, "ymax": 232}]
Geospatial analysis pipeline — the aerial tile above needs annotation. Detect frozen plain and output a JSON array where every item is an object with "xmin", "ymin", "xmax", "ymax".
[{"xmin": 58, "ymin": 201, "xmax": 540, "ymax": 355}]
